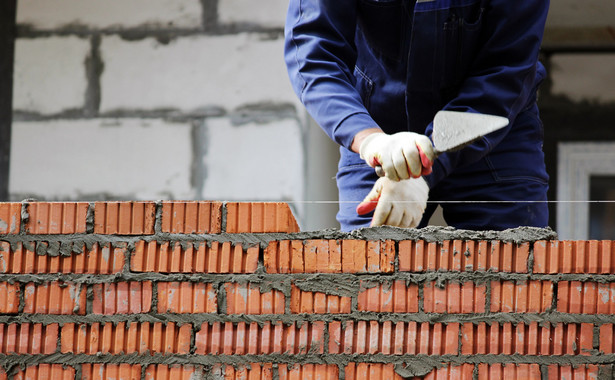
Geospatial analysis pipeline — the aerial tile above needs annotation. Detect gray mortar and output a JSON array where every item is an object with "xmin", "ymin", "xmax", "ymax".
[{"xmin": 293, "ymin": 276, "xmax": 359, "ymax": 298}]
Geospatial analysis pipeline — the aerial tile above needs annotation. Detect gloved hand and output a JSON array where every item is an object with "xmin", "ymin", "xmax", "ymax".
[
  {"xmin": 356, "ymin": 176, "xmax": 429, "ymax": 228},
  {"xmin": 359, "ymin": 132, "xmax": 435, "ymax": 181}
]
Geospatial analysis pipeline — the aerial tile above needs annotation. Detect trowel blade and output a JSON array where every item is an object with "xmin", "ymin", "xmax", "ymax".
[{"xmin": 432, "ymin": 110, "xmax": 509, "ymax": 153}]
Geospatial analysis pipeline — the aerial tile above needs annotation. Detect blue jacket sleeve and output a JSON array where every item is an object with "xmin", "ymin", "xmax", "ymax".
[
  {"xmin": 284, "ymin": 0, "xmax": 378, "ymax": 149},
  {"xmin": 425, "ymin": 0, "xmax": 549, "ymax": 187}
]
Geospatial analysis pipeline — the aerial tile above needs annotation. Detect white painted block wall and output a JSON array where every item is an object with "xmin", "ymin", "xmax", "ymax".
[{"xmin": 11, "ymin": 0, "xmax": 341, "ymax": 229}]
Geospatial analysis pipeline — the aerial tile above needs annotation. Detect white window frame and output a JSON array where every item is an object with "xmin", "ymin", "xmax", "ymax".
[{"xmin": 557, "ymin": 142, "xmax": 615, "ymax": 240}]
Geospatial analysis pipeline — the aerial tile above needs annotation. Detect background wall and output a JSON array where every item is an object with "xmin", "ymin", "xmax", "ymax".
[{"xmin": 9, "ymin": 0, "xmax": 341, "ymax": 231}]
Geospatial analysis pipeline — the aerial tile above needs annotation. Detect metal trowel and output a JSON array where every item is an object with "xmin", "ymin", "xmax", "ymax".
[{"xmin": 375, "ymin": 110, "xmax": 509, "ymax": 177}]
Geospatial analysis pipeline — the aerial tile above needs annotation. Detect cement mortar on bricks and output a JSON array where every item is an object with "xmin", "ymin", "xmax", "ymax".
[
  {"xmin": 13, "ymin": 36, "xmax": 90, "ymax": 115},
  {"xmin": 9, "ymin": 119, "xmax": 194, "ymax": 200},
  {"xmin": 200, "ymin": 117, "xmax": 304, "ymax": 203},
  {"xmin": 99, "ymin": 34, "xmax": 296, "ymax": 113},
  {"xmin": 218, "ymin": 0, "xmax": 289, "ymax": 28},
  {"xmin": 16, "ymin": 0, "xmax": 202, "ymax": 30}
]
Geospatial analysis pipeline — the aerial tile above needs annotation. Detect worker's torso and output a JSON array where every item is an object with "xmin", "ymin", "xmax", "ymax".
[{"xmin": 352, "ymin": 0, "xmax": 544, "ymax": 135}]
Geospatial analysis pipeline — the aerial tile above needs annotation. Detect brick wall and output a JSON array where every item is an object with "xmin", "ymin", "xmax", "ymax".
[{"xmin": 1, "ymin": 201, "xmax": 614, "ymax": 379}]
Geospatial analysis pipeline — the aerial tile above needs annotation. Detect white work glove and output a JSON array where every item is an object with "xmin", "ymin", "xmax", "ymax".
[
  {"xmin": 359, "ymin": 132, "xmax": 435, "ymax": 181},
  {"xmin": 356, "ymin": 176, "xmax": 429, "ymax": 228}
]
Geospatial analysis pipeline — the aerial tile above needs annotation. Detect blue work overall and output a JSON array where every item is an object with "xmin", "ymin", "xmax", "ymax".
[{"xmin": 285, "ymin": 0, "xmax": 550, "ymax": 231}]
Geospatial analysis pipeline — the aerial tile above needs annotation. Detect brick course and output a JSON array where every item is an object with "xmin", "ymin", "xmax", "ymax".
[{"xmin": 0, "ymin": 201, "xmax": 614, "ymax": 379}]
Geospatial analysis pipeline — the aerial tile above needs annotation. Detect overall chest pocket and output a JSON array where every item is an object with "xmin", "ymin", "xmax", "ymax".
[
  {"xmin": 440, "ymin": 1, "xmax": 485, "ymax": 91},
  {"xmin": 357, "ymin": 0, "xmax": 409, "ymax": 61}
]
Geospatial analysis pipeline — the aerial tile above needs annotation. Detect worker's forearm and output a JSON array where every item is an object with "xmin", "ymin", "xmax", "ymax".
[{"xmin": 350, "ymin": 128, "xmax": 384, "ymax": 154}]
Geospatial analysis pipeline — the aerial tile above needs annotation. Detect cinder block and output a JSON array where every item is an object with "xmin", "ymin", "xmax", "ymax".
[
  {"xmin": 225, "ymin": 202, "xmax": 300, "ymax": 233},
  {"xmin": 23, "ymin": 281, "xmax": 86, "ymax": 315},
  {"xmin": 132, "ymin": 241, "xmax": 258, "ymax": 273},
  {"xmin": 218, "ymin": 0, "xmax": 288, "ymax": 28},
  {"xmin": 225, "ymin": 282, "xmax": 285, "ymax": 314},
  {"xmin": 82, "ymin": 364, "xmax": 142, "ymax": 380},
  {"xmin": 161, "ymin": 201, "xmax": 223, "ymax": 234},
  {"xmin": 10, "ymin": 119, "xmax": 194, "ymax": 200},
  {"xmin": 201, "ymin": 118, "xmax": 304, "ymax": 203},
  {"xmin": 94, "ymin": 201, "xmax": 156, "ymax": 235},
  {"xmin": 100, "ymin": 35, "xmax": 296, "ymax": 112},
  {"xmin": 157, "ymin": 282, "xmax": 217, "ymax": 314},
  {"xmin": 17, "ymin": 0, "xmax": 202, "ymax": 29},
  {"xmin": 91, "ymin": 282, "xmax": 152, "ymax": 314},
  {"xmin": 25, "ymin": 202, "xmax": 88, "ymax": 234},
  {"xmin": 0, "ymin": 203, "xmax": 21, "ymax": 234},
  {"xmin": 13, "ymin": 37, "xmax": 89, "ymax": 114}
]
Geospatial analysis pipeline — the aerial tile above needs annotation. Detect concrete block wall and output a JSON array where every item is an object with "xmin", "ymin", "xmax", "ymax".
[
  {"xmin": 1, "ymin": 201, "xmax": 614, "ymax": 379},
  {"xmin": 11, "ymin": 0, "xmax": 332, "ymax": 227}
]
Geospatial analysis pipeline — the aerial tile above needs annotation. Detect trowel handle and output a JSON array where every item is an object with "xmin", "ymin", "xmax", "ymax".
[{"xmin": 374, "ymin": 150, "xmax": 440, "ymax": 178}]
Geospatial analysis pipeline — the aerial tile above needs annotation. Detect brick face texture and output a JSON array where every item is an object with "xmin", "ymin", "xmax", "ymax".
[{"xmin": 0, "ymin": 201, "xmax": 614, "ymax": 379}]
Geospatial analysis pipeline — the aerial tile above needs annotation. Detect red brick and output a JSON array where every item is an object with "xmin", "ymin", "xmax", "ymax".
[
  {"xmin": 600, "ymin": 324, "xmax": 615, "ymax": 353},
  {"xmin": 91, "ymin": 281, "xmax": 152, "ymax": 314},
  {"xmin": 357, "ymin": 280, "xmax": 419, "ymax": 313},
  {"xmin": 341, "ymin": 240, "xmax": 367, "ymax": 272},
  {"xmin": 61, "ymin": 322, "xmax": 190, "ymax": 354},
  {"xmin": 157, "ymin": 282, "xmax": 216, "ymax": 314},
  {"xmin": 5, "ymin": 242, "xmax": 126, "ymax": 274},
  {"xmin": 24, "ymin": 202, "xmax": 88, "ymax": 234},
  {"xmin": 558, "ymin": 281, "xmax": 608, "ymax": 314},
  {"xmin": 23, "ymin": 281, "xmax": 85, "ymax": 315},
  {"xmin": 338, "ymin": 321, "xmax": 458, "ymax": 356},
  {"xmin": 224, "ymin": 282, "xmax": 283, "ymax": 314},
  {"xmin": 291, "ymin": 285, "xmax": 350, "ymax": 314},
  {"xmin": 212, "ymin": 364, "xmax": 274, "ymax": 380},
  {"xmin": 0, "ymin": 282, "xmax": 19, "ymax": 314},
  {"xmin": 12, "ymin": 364, "xmax": 76, "ymax": 380},
  {"xmin": 82, "ymin": 364, "xmax": 141, "ymax": 380},
  {"xmin": 546, "ymin": 365, "xmax": 600, "ymax": 380},
  {"xmin": 226, "ymin": 202, "xmax": 300, "ymax": 233},
  {"xmin": 345, "ymin": 363, "xmax": 400, "ymax": 380},
  {"xmin": 266, "ymin": 364, "xmax": 336, "ymax": 380},
  {"xmin": 0, "ymin": 202, "xmax": 21, "ymax": 234},
  {"xmin": 491, "ymin": 280, "xmax": 552, "ymax": 313},
  {"xmin": 0, "ymin": 323, "xmax": 58, "ymax": 354},
  {"xmin": 534, "ymin": 240, "xmax": 615, "ymax": 274},
  {"xmin": 94, "ymin": 201, "xmax": 155, "ymax": 234},
  {"xmin": 132, "ymin": 241, "xmax": 258, "ymax": 273},
  {"xmin": 160, "ymin": 201, "xmax": 222, "ymax": 233},
  {"xmin": 424, "ymin": 281, "xmax": 486, "ymax": 313},
  {"xmin": 477, "ymin": 363, "xmax": 541, "ymax": 380}
]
